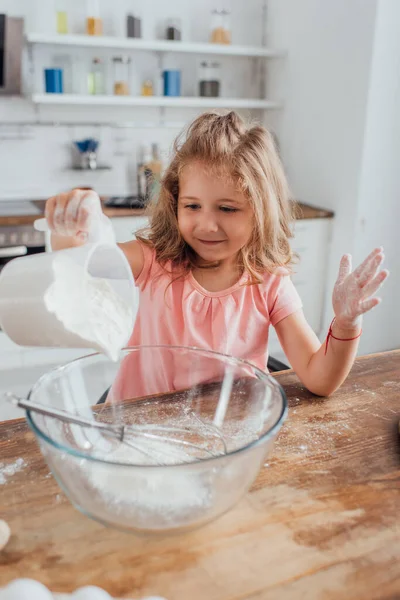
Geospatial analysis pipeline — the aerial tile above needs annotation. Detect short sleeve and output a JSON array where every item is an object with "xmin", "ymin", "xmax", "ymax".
[
  {"xmin": 268, "ymin": 275, "xmax": 303, "ymax": 326},
  {"xmin": 134, "ymin": 241, "xmax": 157, "ymax": 291}
]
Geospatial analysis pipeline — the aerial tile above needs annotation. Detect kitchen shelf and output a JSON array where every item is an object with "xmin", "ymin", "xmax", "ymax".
[
  {"xmin": 69, "ymin": 165, "xmax": 112, "ymax": 171},
  {"xmin": 31, "ymin": 94, "xmax": 282, "ymax": 110},
  {"xmin": 26, "ymin": 33, "xmax": 284, "ymax": 58}
]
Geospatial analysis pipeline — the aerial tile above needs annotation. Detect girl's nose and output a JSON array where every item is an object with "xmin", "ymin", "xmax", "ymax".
[{"xmin": 197, "ymin": 212, "xmax": 219, "ymax": 233}]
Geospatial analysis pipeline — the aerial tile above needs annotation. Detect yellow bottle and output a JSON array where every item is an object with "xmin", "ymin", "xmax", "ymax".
[{"xmin": 56, "ymin": 10, "xmax": 68, "ymax": 34}]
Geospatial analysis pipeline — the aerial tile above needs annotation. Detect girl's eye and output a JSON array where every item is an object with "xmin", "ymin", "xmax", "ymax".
[
  {"xmin": 220, "ymin": 206, "xmax": 239, "ymax": 213},
  {"xmin": 185, "ymin": 204, "xmax": 200, "ymax": 210}
]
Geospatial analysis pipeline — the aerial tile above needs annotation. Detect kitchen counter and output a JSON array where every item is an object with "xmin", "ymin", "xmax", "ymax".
[
  {"xmin": 0, "ymin": 350, "xmax": 398, "ymax": 599},
  {"xmin": 0, "ymin": 199, "xmax": 334, "ymax": 227}
]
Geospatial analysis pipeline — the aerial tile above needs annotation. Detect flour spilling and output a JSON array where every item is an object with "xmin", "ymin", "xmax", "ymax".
[{"xmin": 44, "ymin": 253, "xmax": 133, "ymax": 361}]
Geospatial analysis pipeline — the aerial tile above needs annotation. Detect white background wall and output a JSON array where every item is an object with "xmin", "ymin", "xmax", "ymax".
[
  {"xmin": 352, "ymin": 0, "xmax": 400, "ymax": 353},
  {"xmin": 266, "ymin": 0, "xmax": 399, "ymax": 354}
]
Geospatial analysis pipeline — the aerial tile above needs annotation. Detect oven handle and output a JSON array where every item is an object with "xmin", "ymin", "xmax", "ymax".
[{"xmin": 0, "ymin": 246, "xmax": 28, "ymax": 258}]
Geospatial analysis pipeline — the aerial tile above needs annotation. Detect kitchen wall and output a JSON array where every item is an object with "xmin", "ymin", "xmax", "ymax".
[
  {"xmin": 352, "ymin": 0, "xmax": 400, "ymax": 354},
  {"xmin": 0, "ymin": 0, "xmax": 267, "ymax": 198},
  {"xmin": 267, "ymin": 0, "xmax": 399, "ymax": 354}
]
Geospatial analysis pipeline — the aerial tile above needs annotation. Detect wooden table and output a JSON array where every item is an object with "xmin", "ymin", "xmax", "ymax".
[{"xmin": 0, "ymin": 351, "xmax": 399, "ymax": 599}]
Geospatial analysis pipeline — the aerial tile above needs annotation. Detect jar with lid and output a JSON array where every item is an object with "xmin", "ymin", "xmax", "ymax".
[
  {"xmin": 141, "ymin": 79, "xmax": 154, "ymax": 96},
  {"xmin": 113, "ymin": 57, "xmax": 131, "ymax": 96},
  {"xmin": 166, "ymin": 18, "xmax": 182, "ymax": 41},
  {"xmin": 86, "ymin": 0, "xmax": 103, "ymax": 36},
  {"xmin": 88, "ymin": 58, "xmax": 105, "ymax": 95},
  {"xmin": 199, "ymin": 61, "xmax": 220, "ymax": 97},
  {"xmin": 210, "ymin": 9, "xmax": 231, "ymax": 44},
  {"xmin": 127, "ymin": 13, "xmax": 142, "ymax": 38}
]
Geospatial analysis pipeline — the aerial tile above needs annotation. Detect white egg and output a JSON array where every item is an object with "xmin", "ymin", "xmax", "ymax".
[
  {"xmin": 2, "ymin": 579, "xmax": 54, "ymax": 600},
  {"xmin": 72, "ymin": 586, "xmax": 112, "ymax": 600},
  {"xmin": 0, "ymin": 521, "xmax": 10, "ymax": 551}
]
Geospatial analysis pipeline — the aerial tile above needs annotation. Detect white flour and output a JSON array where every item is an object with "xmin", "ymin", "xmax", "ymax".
[
  {"xmin": 84, "ymin": 441, "xmax": 214, "ymax": 528},
  {"xmin": 45, "ymin": 254, "xmax": 133, "ymax": 361},
  {"xmin": 0, "ymin": 457, "xmax": 26, "ymax": 484}
]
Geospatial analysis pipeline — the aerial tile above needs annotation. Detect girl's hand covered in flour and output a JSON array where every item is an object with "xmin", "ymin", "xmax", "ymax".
[
  {"xmin": 332, "ymin": 247, "xmax": 389, "ymax": 329},
  {"xmin": 45, "ymin": 189, "xmax": 115, "ymax": 246}
]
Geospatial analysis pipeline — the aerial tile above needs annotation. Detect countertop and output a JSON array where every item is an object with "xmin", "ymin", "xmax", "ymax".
[
  {"xmin": 0, "ymin": 199, "xmax": 334, "ymax": 227},
  {"xmin": 0, "ymin": 350, "xmax": 399, "ymax": 599}
]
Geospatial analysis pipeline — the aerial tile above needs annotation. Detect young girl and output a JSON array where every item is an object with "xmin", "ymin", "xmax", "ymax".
[{"xmin": 45, "ymin": 111, "xmax": 388, "ymax": 397}]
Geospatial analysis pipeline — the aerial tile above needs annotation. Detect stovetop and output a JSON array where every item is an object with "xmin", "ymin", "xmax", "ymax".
[{"xmin": 0, "ymin": 200, "xmax": 42, "ymax": 216}]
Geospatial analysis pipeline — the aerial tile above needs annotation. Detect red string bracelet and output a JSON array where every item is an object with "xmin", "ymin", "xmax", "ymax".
[{"xmin": 325, "ymin": 318, "xmax": 362, "ymax": 355}]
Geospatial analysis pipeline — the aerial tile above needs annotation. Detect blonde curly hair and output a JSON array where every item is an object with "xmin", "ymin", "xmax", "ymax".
[{"xmin": 137, "ymin": 111, "xmax": 297, "ymax": 283}]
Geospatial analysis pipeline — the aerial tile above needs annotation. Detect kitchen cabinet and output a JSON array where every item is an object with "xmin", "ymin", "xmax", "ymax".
[
  {"xmin": 269, "ymin": 218, "xmax": 333, "ymax": 365},
  {"xmin": 110, "ymin": 216, "xmax": 149, "ymax": 243}
]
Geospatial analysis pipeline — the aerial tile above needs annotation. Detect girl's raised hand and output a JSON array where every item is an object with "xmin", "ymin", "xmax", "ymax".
[{"xmin": 332, "ymin": 247, "xmax": 389, "ymax": 329}]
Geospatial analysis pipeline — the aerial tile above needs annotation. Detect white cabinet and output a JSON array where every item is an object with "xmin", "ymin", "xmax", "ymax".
[
  {"xmin": 110, "ymin": 216, "xmax": 149, "ymax": 243},
  {"xmin": 0, "ymin": 332, "xmax": 24, "ymax": 370},
  {"xmin": 269, "ymin": 218, "xmax": 333, "ymax": 364}
]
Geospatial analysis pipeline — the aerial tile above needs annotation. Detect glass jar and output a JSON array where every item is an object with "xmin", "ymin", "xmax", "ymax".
[
  {"xmin": 52, "ymin": 54, "xmax": 72, "ymax": 93},
  {"xmin": 141, "ymin": 79, "xmax": 154, "ymax": 96},
  {"xmin": 127, "ymin": 13, "xmax": 141, "ymax": 38},
  {"xmin": 199, "ymin": 61, "xmax": 220, "ymax": 97},
  {"xmin": 88, "ymin": 58, "xmax": 105, "ymax": 95},
  {"xmin": 210, "ymin": 9, "xmax": 231, "ymax": 44},
  {"xmin": 56, "ymin": 0, "xmax": 68, "ymax": 34},
  {"xmin": 113, "ymin": 57, "xmax": 131, "ymax": 96},
  {"xmin": 86, "ymin": 0, "xmax": 103, "ymax": 36},
  {"xmin": 166, "ymin": 18, "xmax": 182, "ymax": 41}
]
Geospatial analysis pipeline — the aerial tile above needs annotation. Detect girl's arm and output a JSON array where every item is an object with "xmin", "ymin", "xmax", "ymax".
[
  {"xmin": 275, "ymin": 248, "xmax": 389, "ymax": 396},
  {"xmin": 46, "ymin": 189, "xmax": 144, "ymax": 278}
]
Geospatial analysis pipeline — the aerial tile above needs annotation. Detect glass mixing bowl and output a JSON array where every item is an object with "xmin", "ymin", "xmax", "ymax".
[{"xmin": 25, "ymin": 346, "xmax": 287, "ymax": 535}]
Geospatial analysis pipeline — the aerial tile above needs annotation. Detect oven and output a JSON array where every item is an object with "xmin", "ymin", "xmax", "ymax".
[{"xmin": 0, "ymin": 225, "xmax": 45, "ymax": 273}]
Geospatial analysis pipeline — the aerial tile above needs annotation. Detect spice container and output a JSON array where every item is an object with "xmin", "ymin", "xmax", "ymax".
[
  {"xmin": 44, "ymin": 68, "xmax": 63, "ymax": 94},
  {"xmin": 210, "ymin": 9, "xmax": 231, "ymax": 44},
  {"xmin": 56, "ymin": 0, "xmax": 68, "ymax": 34},
  {"xmin": 141, "ymin": 79, "xmax": 154, "ymax": 96},
  {"xmin": 166, "ymin": 18, "xmax": 182, "ymax": 41},
  {"xmin": 86, "ymin": 0, "xmax": 103, "ymax": 36},
  {"xmin": 199, "ymin": 61, "xmax": 220, "ymax": 97},
  {"xmin": 127, "ymin": 14, "xmax": 141, "ymax": 38},
  {"xmin": 162, "ymin": 70, "xmax": 181, "ymax": 97},
  {"xmin": 113, "ymin": 57, "xmax": 131, "ymax": 96},
  {"xmin": 88, "ymin": 58, "xmax": 105, "ymax": 95}
]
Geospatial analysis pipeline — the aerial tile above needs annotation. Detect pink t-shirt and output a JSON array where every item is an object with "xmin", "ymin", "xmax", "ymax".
[{"xmin": 110, "ymin": 242, "xmax": 302, "ymax": 400}]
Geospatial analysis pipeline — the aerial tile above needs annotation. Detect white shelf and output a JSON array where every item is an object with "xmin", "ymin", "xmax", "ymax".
[
  {"xmin": 31, "ymin": 94, "xmax": 282, "ymax": 110},
  {"xmin": 26, "ymin": 33, "xmax": 284, "ymax": 58}
]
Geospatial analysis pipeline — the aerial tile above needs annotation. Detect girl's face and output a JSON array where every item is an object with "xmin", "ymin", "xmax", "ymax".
[{"xmin": 177, "ymin": 161, "xmax": 253, "ymax": 266}]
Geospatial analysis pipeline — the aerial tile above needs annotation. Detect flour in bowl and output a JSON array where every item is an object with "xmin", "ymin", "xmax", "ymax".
[
  {"xmin": 44, "ymin": 253, "xmax": 133, "ymax": 361},
  {"xmin": 83, "ymin": 440, "xmax": 215, "ymax": 528}
]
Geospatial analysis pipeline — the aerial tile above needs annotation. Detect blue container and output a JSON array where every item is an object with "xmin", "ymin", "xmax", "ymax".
[
  {"xmin": 44, "ymin": 68, "xmax": 64, "ymax": 94},
  {"xmin": 163, "ymin": 70, "xmax": 181, "ymax": 97}
]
